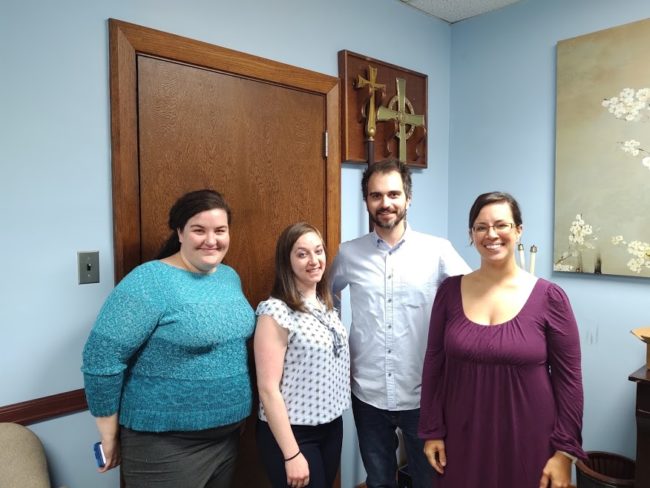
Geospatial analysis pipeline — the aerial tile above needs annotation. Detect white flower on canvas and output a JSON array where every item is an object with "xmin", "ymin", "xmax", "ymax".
[
  {"xmin": 602, "ymin": 87, "xmax": 650, "ymax": 121},
  {"xmin": 555, "ymin": 214, "xmax": 599, "ymax": 272},
  {"xmin": 621, "ymin": 139, "xmax": 641, "ymax": 156},
  {"xmin": 636, "ymin": 88, "xmax": 650, "ymax": 102},
  {"xmin": 611, "ymin": 236, "xmax": 650, "ymax": 273},
  {"xmin": 604, "ymin": 88, "xmax": 650, "ymax": 171},
  {"xmin": 568, "ymin": 214, "xmax": 595, "ymax": 248},
  {"xmin": 643, "ymin": 157, "xmax": 650, "ymax": 169},
  {"xmin": 618, "ymin": 139, "xmax": 650, "ymax": 163},
  {"xmin": 553, "ymin": 263, "xmax": 575, "ymax": 272},
  {"xmin": 611, "ymin": 235, "xmax": 625, "ymax": 245}
]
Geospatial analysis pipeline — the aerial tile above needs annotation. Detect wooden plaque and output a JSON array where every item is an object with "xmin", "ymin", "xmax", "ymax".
[{"xmin": 338, "ymin": 50, "xmax": 427, "ymax": 167}]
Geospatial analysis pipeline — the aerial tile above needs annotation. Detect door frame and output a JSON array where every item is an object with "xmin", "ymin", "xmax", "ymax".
[{"xmin": 109, "ymin": 18, "xmax": 341, "ymax": 282}]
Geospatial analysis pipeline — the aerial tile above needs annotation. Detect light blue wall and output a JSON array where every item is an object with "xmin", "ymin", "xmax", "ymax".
[
  {"xmin": 4, "ymin": 0, "xmax": 648, "ymax": 486},
  {"xmin": 1, "ymin": 1, "xmax": 450, "ymax": 487},
  {"xmin": 448, "ymin": 0, "xmax": 650, "ymax": 460}
]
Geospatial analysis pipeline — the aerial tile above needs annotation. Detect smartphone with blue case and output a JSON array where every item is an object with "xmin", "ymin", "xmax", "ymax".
[{"xmin": 93, "ymin": 441, "xmax": 106, "ymax": 468}]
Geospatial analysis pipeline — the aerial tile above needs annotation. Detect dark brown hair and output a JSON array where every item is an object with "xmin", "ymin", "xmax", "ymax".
[
  {"xmin": 156, "ymin": 189, "xmax": 231, "ymax": 259},
  {"xmin": 468, "ymin": 191, "xmax": 523, "ymax": 230},
  {"xmin": 361, "ymin": 159, "xmax": 413, "ymax": 201},
  {"xmin": 271, "ymin": 222, "xmax": 334, "ymax": 313}
]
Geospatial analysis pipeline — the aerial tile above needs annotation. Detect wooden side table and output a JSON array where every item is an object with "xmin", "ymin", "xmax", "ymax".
[{"xmin": 628, "ymin": 365, "xmax": 650, "ymax": 487}]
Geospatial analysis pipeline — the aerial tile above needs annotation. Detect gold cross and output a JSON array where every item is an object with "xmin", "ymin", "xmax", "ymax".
[
  {"xmin": 355, "ymin": 66, "xmax": 385, "ymax": 140},
  {"xmin": 376, "ymin": 78, "xmax": 425, "ymax": 162}
]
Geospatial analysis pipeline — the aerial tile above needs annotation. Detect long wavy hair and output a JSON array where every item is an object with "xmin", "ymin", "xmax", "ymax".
[
  {"xmin": 156, "ymin": 189, "xmax": 231, "ymax": 259},
  {"xmin": 271, "ymin": 222, "xmax": 334, "ymax": 313}
]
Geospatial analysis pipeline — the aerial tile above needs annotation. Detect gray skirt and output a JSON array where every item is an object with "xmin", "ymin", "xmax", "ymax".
[{"xmin": 120, "ymin": 421, "xmax": 243, "ymax": 488}]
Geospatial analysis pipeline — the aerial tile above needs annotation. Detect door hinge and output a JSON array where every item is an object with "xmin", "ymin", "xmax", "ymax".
[{"xmin": 323, "ymin": 131, "xmax": 328, "ymax": 158}]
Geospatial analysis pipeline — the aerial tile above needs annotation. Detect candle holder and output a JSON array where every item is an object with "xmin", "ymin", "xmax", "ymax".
[
  {"xmin": 529, "ymin": 245, "xmax": 537, "ymax": 275},
  {"xmin": 518, "ymin": 243, "xmax": 538, "ymax": 275}
]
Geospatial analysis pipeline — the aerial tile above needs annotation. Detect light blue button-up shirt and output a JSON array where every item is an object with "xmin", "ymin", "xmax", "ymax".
[{"xmin": 331, "ymin": 224, "xmax": 470, "ymax": 410}]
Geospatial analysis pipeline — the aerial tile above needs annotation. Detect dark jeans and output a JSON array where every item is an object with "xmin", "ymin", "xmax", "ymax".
[
  {"xmin": 120, "ymin": 421, "xmax": 242, "ymax": 488},
  {"xmin": 256, "ymin": 417, "xmax": 343, "ymax": 488},
  {"xmin": 352, "ymin": 395, "xmax": 435, "ymax": 488}
]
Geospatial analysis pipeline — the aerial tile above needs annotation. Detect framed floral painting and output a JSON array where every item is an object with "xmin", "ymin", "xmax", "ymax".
[{"xmin": 554, "ymin": 18, "xmax": 650, "ymax": 278}]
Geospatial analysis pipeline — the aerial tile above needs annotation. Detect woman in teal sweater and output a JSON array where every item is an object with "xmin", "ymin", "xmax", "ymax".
[{"xmin": 82, "ymin": 189, "xmax": 255, "ymax": 488}]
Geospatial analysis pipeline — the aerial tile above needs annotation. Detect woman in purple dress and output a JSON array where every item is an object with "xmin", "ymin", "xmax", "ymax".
[{"xmin": 418, "ymin": 192, "xmax": 586, "ymax": 488}]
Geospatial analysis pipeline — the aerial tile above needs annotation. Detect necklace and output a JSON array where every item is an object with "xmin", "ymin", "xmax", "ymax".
[
  {"xmin": 302, "ymin": 299, "xmax": 343, "ymax": 358},
  {"xmin": 303, "ymin": 296, "xmax": 324, "ymax": 311}
]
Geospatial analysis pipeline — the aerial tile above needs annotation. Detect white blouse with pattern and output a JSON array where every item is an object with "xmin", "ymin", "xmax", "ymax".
[{"xmin": 256, "ymin": 297, "xmax": 350, "ymax": 426}]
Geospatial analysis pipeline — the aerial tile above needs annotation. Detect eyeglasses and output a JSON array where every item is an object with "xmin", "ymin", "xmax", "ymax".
[{"xmin": 471, "ymin": 222, "xmax": 516, "ymax": 235}]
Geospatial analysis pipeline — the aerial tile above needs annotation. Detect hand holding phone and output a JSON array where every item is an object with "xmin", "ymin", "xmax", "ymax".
[{"xmin": 93, "ymin": 441, "xmax": 106, "ymax": 468}]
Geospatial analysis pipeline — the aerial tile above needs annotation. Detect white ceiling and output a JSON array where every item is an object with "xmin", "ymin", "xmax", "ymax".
[{"xmin": 398, "ymin": 0, "xmax": 522, "ymax": 23}]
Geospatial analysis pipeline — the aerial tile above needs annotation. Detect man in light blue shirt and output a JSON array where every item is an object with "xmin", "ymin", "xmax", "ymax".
[{"xmin": 331, "ymin": 160, "xmax": 470, "ymax": 488}]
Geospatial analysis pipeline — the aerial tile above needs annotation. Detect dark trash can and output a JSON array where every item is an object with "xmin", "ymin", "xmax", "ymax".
[{"xmin": 576, "ymin": 451, "xmax": 635, "ymax": 488}]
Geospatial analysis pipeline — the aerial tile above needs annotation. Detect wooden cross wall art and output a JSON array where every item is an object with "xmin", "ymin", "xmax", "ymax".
[{"xmin": 338, "ymin": 50, "xmax": 428, "ymax": 167}]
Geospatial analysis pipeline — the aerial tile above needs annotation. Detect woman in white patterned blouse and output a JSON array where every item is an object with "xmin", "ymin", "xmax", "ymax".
[{"xmin": 254, "ymin": 222, "xmax": 350, "ymax": 488}]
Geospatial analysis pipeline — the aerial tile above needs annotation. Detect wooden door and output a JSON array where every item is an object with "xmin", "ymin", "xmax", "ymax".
[{"xmin": 109, "ymin": 19, "xmax": 340, "ymax": 487}]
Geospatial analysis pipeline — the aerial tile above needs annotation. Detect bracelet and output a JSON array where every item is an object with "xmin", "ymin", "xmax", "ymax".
[{"xmin": 284, "ymin": 450, "xmax": 301, "ymax": 462}]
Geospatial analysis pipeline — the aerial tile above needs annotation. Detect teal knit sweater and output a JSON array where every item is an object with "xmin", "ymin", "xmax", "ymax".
[{"xmin": 82, "ymin": 260, "xmax": 255, "ymax": 432}]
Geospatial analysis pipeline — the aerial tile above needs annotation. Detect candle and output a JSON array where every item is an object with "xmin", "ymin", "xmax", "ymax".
[
  {"xmin": 518, "ymin": 243, "xmax": 526, "ymax": 270},
  {"xmin": 529, "ymin": 245, "xmax": 538, "ymax": 275}
]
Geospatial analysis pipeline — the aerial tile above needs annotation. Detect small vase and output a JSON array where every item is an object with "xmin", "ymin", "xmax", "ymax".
[
  {"xmin": 594, "ymin": 252, "xmax": 602, "ymax": 274},
  {"xmin": 575, "ymin": 251, "xmax": 583, "ymax": 273}
]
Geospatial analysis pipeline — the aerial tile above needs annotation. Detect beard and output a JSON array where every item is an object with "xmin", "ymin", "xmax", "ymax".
[{"xmin": 370, "ymin": 207, "xmax": 407, "ymax": 230}]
